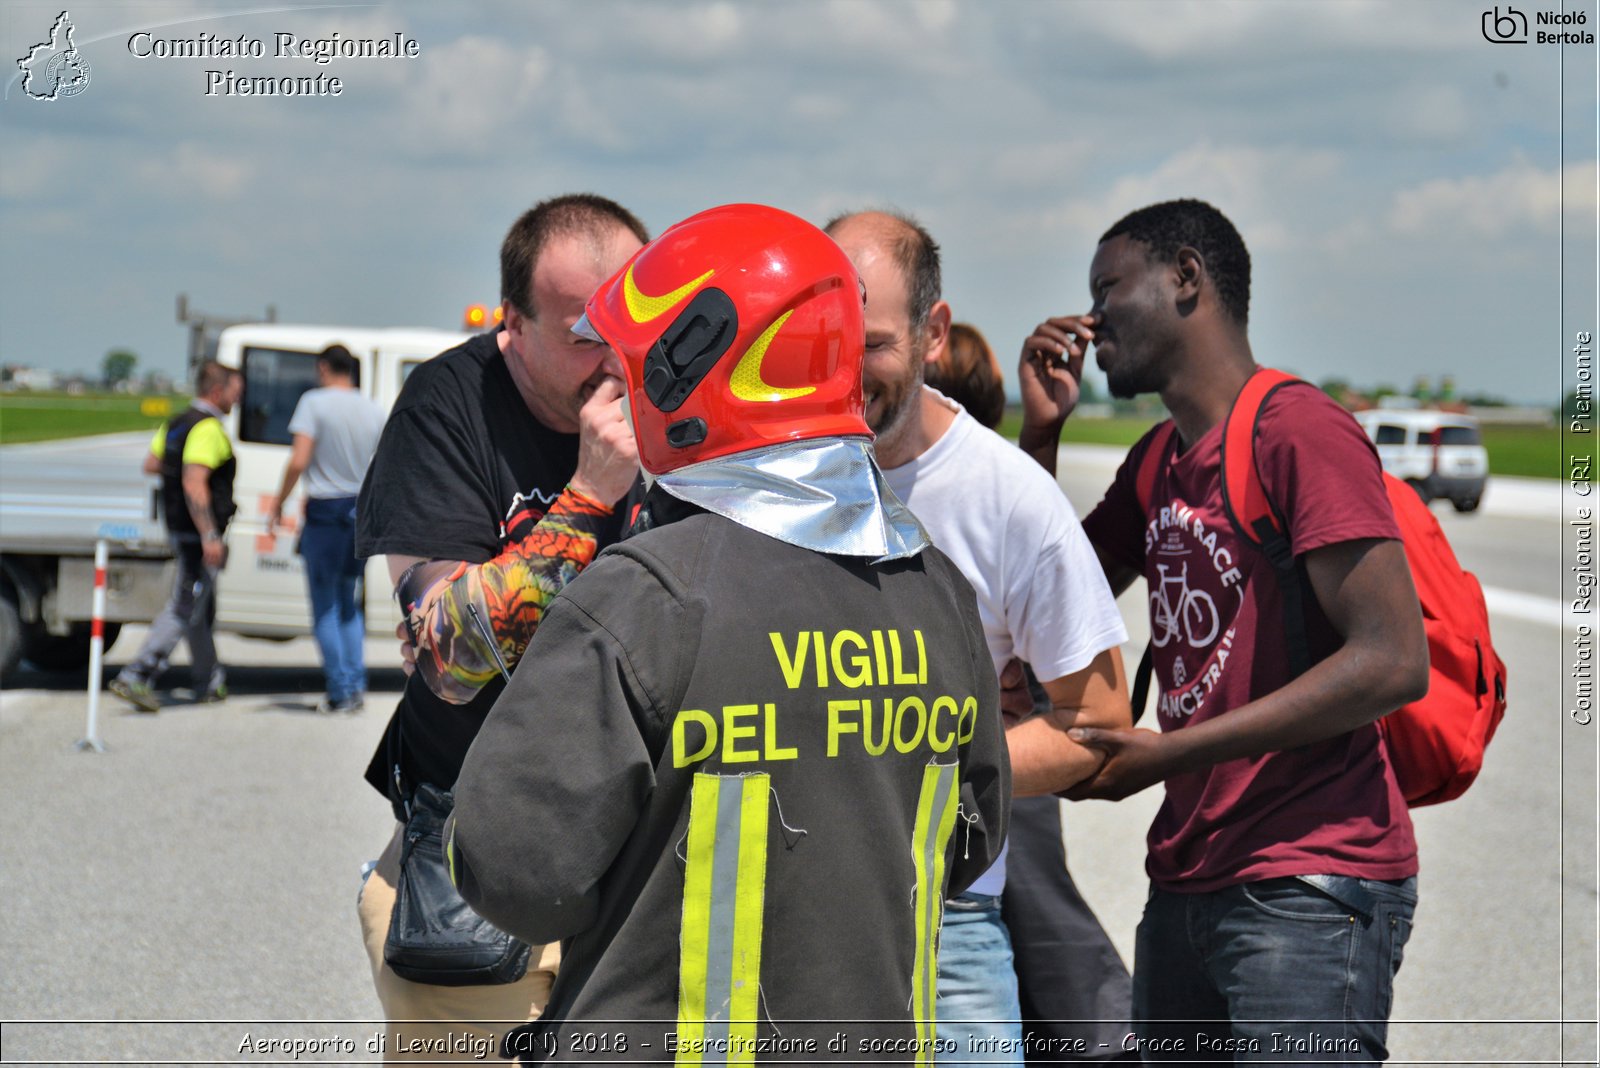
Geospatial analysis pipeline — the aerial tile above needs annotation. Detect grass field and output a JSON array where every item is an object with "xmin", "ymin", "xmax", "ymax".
[
  {"xmin": 996, "ymin": 411, "xmax": 1162, "ymax": 448},
  {"xmin": 996, "ymin": 408, "xmax": 1568, "ymax": 479},
  {"xmin": 0, "ymin": 392, "xmax": 185, "ymax": 444},
  {"xmin": 1475, "ymin": 423, "xmax": 1567, "ymax": 480}
]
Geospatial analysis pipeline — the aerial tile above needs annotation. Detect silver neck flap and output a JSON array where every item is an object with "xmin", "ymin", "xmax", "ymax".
[{"xmin": 654, "ymin": 437, "xmax": 930, "ymax": 562}]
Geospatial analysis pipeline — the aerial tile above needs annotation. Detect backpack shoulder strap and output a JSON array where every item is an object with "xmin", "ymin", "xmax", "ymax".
[
  {"xmin": 1219, "ymin": 368, "xmax": 1301, "ymax": 552},
  {"xmin": 1219, "ymin": 367, "xmax": 1314, "ymax": 676},
  {"xmin": 1135, "ymin": 419, "xmax": 1177, "ymax": 513}
]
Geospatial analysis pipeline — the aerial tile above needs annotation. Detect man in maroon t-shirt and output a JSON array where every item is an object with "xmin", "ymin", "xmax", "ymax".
[{"xmin": 1017, "ymin": 199, "xmax": 1428, "ymax": 1064}]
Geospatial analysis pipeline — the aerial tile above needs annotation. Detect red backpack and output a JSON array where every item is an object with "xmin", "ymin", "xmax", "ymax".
[{"xmin": 1130, "ymin": 368, "xmax": 1508, "ymax": 807}]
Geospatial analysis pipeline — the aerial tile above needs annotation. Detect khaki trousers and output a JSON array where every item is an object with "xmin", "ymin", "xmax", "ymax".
[{"xmin": 358, "ymin": 824, "xmax": 561, "ymax": 1064}]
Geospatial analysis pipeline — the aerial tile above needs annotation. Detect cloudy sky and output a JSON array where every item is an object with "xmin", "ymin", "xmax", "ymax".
[{"xmin": 2, "ymin": 0, "xmax": 1595, "ymax": 403}]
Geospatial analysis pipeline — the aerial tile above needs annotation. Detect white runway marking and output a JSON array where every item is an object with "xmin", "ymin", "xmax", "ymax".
[{"xmin": 1484, "ymin": 585, "xmax": 1576, "ymax": 629}]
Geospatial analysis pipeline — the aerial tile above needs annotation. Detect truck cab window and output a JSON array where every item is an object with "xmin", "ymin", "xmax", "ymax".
[
  {"xmin": 1373, "ymin": 424, "xmax": 1406, "ymax": 445},
  {"xmin": 1436, "ymin": 425, "xmax": 1482, "ymax": 446},
  {"xmin": 240, "ymin": 347, "xmax": 320, "ymax": 445}
]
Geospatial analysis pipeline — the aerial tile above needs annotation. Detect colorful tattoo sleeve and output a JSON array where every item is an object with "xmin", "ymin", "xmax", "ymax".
[{"xmin": 407, "ymin": 487, "xmax": 613, "ymax": 705}]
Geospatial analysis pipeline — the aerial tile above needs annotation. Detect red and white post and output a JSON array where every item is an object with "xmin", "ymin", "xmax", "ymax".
[{"xmin": 74, "ymin": 539, "xmax": 109, "ymax": 752}]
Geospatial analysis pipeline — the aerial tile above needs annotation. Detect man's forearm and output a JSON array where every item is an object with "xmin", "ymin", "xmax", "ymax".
[
  {"xmin": 1067, "ymin": 539, "xmax": 1428, "ymax": 803},
  {"xmin": 1166, "ymin": 538, "xmax": 1428, "ymax": 772},
  {"xmin": 182, "ymin": 468, "xmax": 216, "ymax": 538},
  {"xmin": 402, "ymin": 485, "xmax": 616, "ymax": 704},
  {"xmin": 273, "ymin": 434, "xmax": 313, "ymax": 516},
  {"xmin": 1006, "ymin": 647, "xmax": 1131, "ymax": 795},
  {"xmin": 1006, "ymin": 717, "xmax": 1105, "ymax": 795},
  {"xmin": 1158, "ymin": 640, "xmax": 1425, "ymax": 777},
  {"xmin": 273, "ymin": 461, "xmax": 306, "ymax": 512},
  {"xmin": 1016, "ymin": 425, "xmax": 1061, "ymax": 476}
]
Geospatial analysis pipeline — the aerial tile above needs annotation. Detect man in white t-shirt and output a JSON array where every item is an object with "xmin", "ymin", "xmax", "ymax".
[
  {"xmin": 826, "ymin": 210, "xmax": 1133, "ymax": 1065},
  {"xmin": 267, "ymin": 344, "xmax": 387, "ymax": 713}
]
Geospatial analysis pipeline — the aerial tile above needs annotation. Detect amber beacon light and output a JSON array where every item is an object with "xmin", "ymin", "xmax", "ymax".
[{"xmin": 462, "ymin": 304, "xmax": 505, "ymax": 330}]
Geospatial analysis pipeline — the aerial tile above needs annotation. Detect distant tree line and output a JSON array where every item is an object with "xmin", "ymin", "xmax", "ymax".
[{"xmin": 1, "ymin": 350, "xmax": 176, "ymax": 394}]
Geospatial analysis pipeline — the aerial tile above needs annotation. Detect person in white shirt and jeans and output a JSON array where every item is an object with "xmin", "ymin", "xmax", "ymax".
[
  {"xmin": 268, "ymin": 344, "xmax": 386, "ymax": 713},
  {"xmin": 826, "ymin": 210, "xmax": 1133, "ymax": 1064}
]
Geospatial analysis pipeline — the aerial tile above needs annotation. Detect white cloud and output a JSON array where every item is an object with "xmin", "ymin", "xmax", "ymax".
[
  {"xmin": 1, "ymin": 206, "xmax": 80, "ymax": 241},
  {"xmin": 788, "ymin": 92, "xmax": 851, "ymax": 124},
  {"xmin": 609, "ymin": 1, "xmax": 744, "ymax": 61},
  {"xmin": 0, "ymin": 0, "xmax": 1585, "ymax": 406},
  {"xmin": 1040, "ymin": 143, "xmax": 1344, "ymax": 251},
  {"xmin": 914, "ymin": 0, "xmax": 958, "ymax": 33},
  {"xmin": 1063, "ymin": 0, "xmax": 1465, "ymax": 60},
  {"xmin": 389, "ymin": 35, "xmax": 549, "ymax": 153},
  {"xmin": 1389, "ymin": 157, "xmax": 1598, "ymax": 239},
  {"xmin": 989, "ymin": 143, "xmax": 1094, "ymax": 191},
  {"xmin": 0, "ymin": 139, "xmax": 75, "ymax": 201},
  {"xmin": 1065, "ymin": 0, "xmax": 1290, "ymax": 60},
  {"xmin": 1386, "ymin": 83, "xmax": 1473, "ymax": 142},
  {"xmin": 132, "ymin": 142, "xmax": 251, "ymax": 201},
  {"xmin": 776, "ymin": 0, "xmax": 966, "ymax": 74}
]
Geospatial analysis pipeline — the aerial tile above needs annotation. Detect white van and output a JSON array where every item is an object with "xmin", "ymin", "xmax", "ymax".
[
  {"xmin": 1353, "ymin": 409, "xmax": 1489, "ymax": 513},
  {"xmin": 214, "ymin": 324, "xmax": 469, "ymax": 638}
]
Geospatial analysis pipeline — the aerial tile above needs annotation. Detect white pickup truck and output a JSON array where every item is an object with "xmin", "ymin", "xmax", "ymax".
[
  {"xmin": 0, "ymin": 323, "xmax": 469, "ymax": 675},
  {"xmin": 1352, "ymin": 408, "xmax": 1491, "ymax": 513}
]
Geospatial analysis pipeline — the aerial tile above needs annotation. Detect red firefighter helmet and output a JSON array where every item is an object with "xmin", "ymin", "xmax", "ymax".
[{"xmin": 580, "ymin": 203, "xmax": 868, "ymax": 475}]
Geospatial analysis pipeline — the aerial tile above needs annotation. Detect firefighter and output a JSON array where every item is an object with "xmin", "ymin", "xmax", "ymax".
[{"xmin": 447, "ymin": 204, "xmax": 1010, "ymax": 1063}]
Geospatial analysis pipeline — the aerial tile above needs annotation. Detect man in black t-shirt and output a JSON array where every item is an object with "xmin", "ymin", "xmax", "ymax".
[{"xmin": 354, "ymin": 194, "xmax": 647, "ymax": 1060}]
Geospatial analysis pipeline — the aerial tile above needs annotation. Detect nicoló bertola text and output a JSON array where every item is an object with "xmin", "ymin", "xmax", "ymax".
[{"xmin": 126, "ymin": 30, "xmax": 421, "ymax": 96}]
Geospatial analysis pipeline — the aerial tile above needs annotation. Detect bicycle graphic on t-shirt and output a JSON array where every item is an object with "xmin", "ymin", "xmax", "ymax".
[{"xmin": 1149, "ymin": 561, "xmax": 1220, "ymax": 649}]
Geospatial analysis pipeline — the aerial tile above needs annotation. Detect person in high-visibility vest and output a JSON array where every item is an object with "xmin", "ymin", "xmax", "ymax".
[
  {"xmin": 448, "ymin": 204, "xmax": 1010, "ymax": 1063},
  {"xmin": 110, "ymin": 360, "xmax": 241, "ymax": 712}
]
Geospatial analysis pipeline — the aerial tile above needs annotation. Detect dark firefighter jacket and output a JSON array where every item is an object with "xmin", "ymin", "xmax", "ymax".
[{"xmin": 448, "ymin": 493, "xmax": 1009, "ymax": 1063}]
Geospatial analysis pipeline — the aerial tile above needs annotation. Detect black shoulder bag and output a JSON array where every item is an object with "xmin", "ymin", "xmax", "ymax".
[{"xmin": 383, "ymin": 778, "xmax": 532, "ymax": 985}]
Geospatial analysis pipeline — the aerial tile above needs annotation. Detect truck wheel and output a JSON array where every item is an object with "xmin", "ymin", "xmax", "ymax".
[
  {"xmin": 1452, "ymin": 497, "xmax": 1481, "ymax": 513},
  {"xmin": 21, "ymin": 622, "xmax": 121, "ymax": 673},
  {"xmin": 0, "ymin": 587, "xmax": 21, "ymax": 677},
  {"xmin": 1405, "ymin": 479, "xmax": 1431, "ymax": 505}
]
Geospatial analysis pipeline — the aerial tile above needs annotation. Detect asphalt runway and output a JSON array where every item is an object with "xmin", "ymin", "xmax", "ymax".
[
  {"xmin": 0, "ymin": 447, "xmax": 1594, "ymax": 1065},
  {"xmin": 1, "ymin": 634, "xmax": 404, "ymax": 1064}
]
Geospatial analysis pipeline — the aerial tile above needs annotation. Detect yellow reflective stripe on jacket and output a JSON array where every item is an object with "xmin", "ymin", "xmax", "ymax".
[
  {"xmin": 911, "ymin": 761, "xmax": 960, "ymax": 1065},
  {"xmin": 677, "ymin": 772, "xmax": 770, "ymax": 1066}
]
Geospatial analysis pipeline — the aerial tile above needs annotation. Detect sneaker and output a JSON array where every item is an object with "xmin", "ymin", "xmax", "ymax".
[
  {"xmin": 199, "ymin": 684, "xmax": 228, "ymax": 704},
  {"xmin": 109, "ymin": 676, "xmax": 159, "ymax": 713},
  {"xmin": 315, "ymin": 694, "xmax": 365, "ymax": 715}
]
